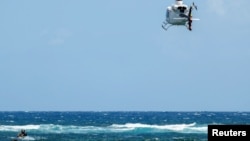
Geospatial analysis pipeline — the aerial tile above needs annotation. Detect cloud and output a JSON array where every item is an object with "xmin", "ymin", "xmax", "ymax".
[
  {"xmin": 49, "ymin": 38, "xmax": 65, "ymax": 45},
  {"xmin": 55, "ymin": 28, "xmax": 72, "ymax": 38},
  {"xmin": 51, "ymin": 28, "xmax": 72, "ymax": 46},
  {"xmin": 40, "ymin": 28, "xmax": 72, "ymax": 46},
  {"xmin": 206, "ymin": 0, "xmax": 249, "ymax": 17},
  {"xmin": 206, "ymin": 0, "xmax": 227, "ymax": 16}
]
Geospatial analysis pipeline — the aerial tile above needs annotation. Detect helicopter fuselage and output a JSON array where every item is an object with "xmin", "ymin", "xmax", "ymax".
[
  {"xmin": 162, "ymin": 0, "xmax": 199, "ymax": 31},
  {"xmin": 165, "ymin": 3, "xmax": 189, "ymax": 25}
]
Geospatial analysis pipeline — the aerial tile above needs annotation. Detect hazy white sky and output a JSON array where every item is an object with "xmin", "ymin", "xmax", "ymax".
[{"xmin": 0, "ymin": 0, "xmax": 249, "ymax": 111}]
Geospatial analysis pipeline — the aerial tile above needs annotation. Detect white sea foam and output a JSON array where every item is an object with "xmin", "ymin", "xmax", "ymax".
[
  {"xmin": 110, "ymin": 123, "xmax": 206, "ymax": 133},
  {"xmin": 0, "ymin": 123, "xmax": 207, "ymax": 134},
  {"xmin": 0, "ymin": 125, "xmax": 40, "ymax": 131},
  {"xmin": 19, "ymin": 136, "xmax": 36, "ymax": 140},
  {"xmin": 10, "ymin": 136, "xmax": 36, "ymax": 141}
]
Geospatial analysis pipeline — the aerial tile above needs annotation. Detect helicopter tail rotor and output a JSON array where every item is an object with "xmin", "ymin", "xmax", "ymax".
[{"xmin": 192, "ymin": 2, "xmax": 198, "ymax": 10}]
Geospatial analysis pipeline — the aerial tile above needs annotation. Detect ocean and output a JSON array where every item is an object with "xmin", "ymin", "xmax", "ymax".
[{"xmin": 0, "ymin": 112, "xmax": 249, "ymax": 141}]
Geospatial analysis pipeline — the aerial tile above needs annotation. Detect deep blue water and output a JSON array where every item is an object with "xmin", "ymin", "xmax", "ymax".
[{"xmin": 0, "ymin": 112, "xmax": 250, "ymax": 141}]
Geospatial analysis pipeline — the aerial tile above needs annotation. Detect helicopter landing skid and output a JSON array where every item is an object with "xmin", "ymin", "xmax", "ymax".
[{"xmin": 162, "ymin": 23, "xmax": 173, "ymax": 31}]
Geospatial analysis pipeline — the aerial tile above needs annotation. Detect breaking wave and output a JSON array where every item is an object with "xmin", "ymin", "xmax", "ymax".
[
  {"xmin": 0, "ymin": 123, "xmax": 206, "ymax": 134},
  {"xmin": 10, "ymin": 136, "xmax": 36, "ymax": 141}
]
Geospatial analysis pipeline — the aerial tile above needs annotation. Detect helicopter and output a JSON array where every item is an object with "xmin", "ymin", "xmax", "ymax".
[{"xmin": 162, "ymin": 0, "xmax": 199, "ymax": 31}]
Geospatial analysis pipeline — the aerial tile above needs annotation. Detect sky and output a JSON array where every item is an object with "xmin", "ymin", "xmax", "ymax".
[{"xmin": 0, "ymin": 0, "xmax": 249, "ymax": 111}]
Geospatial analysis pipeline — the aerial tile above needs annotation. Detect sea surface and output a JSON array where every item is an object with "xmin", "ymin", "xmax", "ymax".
[{"xmin": 0, "ymin": 112, "xmax": 250, "ymax": 141}]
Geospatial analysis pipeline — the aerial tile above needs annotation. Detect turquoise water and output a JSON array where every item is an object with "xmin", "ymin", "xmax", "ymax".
[{"xmin": 0, "ymin": 112, "xmax": 249, "ymax": 141}]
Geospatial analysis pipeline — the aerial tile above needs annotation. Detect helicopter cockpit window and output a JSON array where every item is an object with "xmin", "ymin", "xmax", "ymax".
[
  {"xmin": 167, "ymin": 10, "xmax": 170, "ymax": 18},
  {"xmin": 177, "ymin": 6, "xmax": 186, "ymax": 13}
]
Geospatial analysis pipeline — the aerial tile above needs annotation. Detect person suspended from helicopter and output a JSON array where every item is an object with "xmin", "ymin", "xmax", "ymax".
[{"xmin": 187, "ymin": 6, "xmax": 193, "ymax": 31}]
